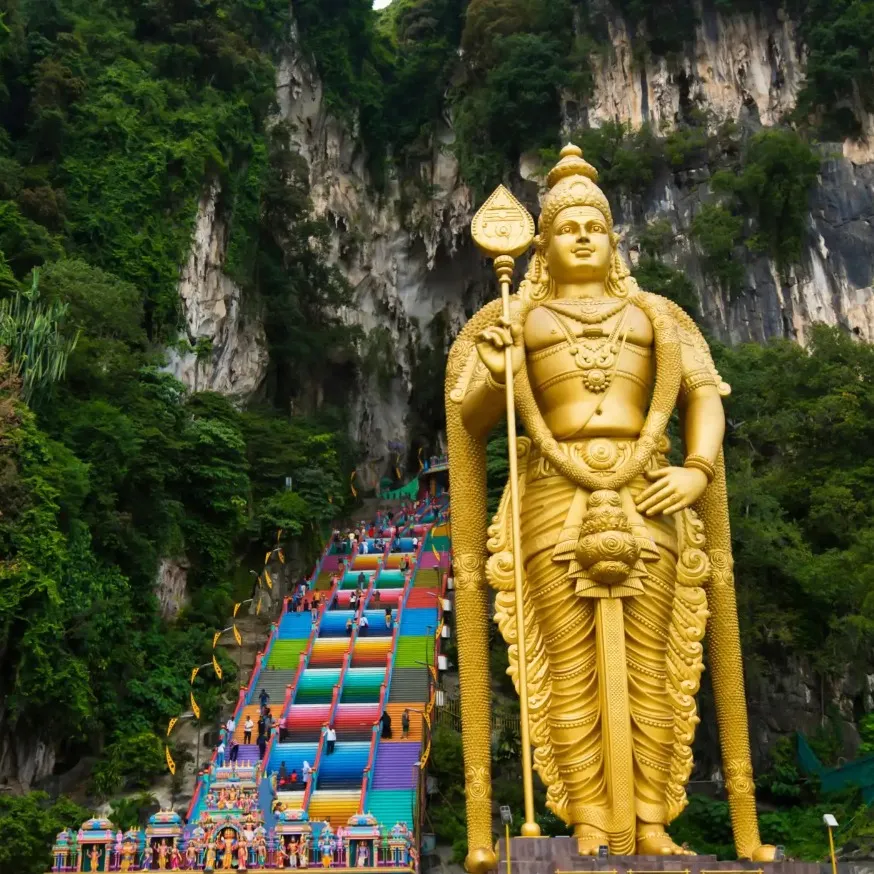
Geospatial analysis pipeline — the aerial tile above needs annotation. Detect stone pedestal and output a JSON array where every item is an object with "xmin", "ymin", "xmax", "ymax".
[{"xmin": 495, "ymin": 838, "xmax": 828, "ymax": 874}]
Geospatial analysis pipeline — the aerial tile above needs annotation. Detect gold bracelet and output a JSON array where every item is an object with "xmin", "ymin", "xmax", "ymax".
[
  {"xmin": 684, "ymin": 454, "xmax": 715, "ymax": 483},
  {"xmin": 484, "ymin": 371, "xmax": 506, "ymax": 393}
]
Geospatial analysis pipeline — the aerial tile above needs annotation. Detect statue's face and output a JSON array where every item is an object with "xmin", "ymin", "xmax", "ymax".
[{"xmin": 546, "ymin": 206, "xmax": 612, "ymax": 284}]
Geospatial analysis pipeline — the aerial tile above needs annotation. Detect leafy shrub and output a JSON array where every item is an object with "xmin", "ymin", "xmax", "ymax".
[{"xmin": 690, "ymin": 202, "xmax": 744, "ymax": 293}]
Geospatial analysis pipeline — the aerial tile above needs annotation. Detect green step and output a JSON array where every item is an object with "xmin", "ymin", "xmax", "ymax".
[
  {"xmin": 295, "ymin": 669, "xmax": 340, "ymax": 703},
  {"xmin": 267, "ymin": 640, "xmax": 309, "ymax": 669},
  {"xmin": 394, "ymin": 637, "xmax": 432, "ymax": 668},
  {"xmin": 364, "ymin": 789, "xmax": 415, "ymax": 828}
]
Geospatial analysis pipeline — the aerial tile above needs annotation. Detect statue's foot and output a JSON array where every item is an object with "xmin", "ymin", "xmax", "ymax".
[
  {"xmin": 636, "ymin": 825, "xmax": 695, "ymax": 856},
  {"xmin": 750, "ymin": 845, "xmax": 778, "ymax": 862},
  {"xmin": 574, "ymin": 825, "xmax": 609, "ymax": 856}
]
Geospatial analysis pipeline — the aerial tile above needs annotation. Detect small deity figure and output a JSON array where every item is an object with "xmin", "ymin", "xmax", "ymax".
[
  {"xmin": 185, "ymin": 842, "xmax": 198, "ymax": 870},
  {"xmin": 319, "ymin": 836, "xmax": 333, "ymax": 869},
  {"xmin": 88, "ymin": 846, "xmax": 101, "ymax": 872},
  {"xmin": 298, "ymin": 837, "xmax": 309, "ymax": 869},
  {"xmin": 204, "ymin": 841, "xmax": 216, "ymax": 873},
  {"xmin": 355, "ymin": 843, "xmax": 369, "ymax": 868},
  {"xmin": 142, "ymin": 844, "xmax": 154, "ymax": 871},
  {"xmin": 255, "ymin": 836, "xmax": 267, "ymax": 869},
  {"xmin": 170, "ymin": 846, "xmax": 182, "ymax": 870},
  {"xmin": 236, "ymin": 837, "xmax": 248, "ymax": 871},
  {"xmin": 120, "ymin": 840, "xmax": 136, "ymax": 872},
  {"xmin": 287, "ymin": 839, "xmax": 298, "ymax": 869},
  {"xmin": 220, "ymin": 831, "xmax": 235, "ymax": 871},
  {"xmin": 205, "ymin": 791, "xmax": 216, "ymax": 809},
  {"xmin": 157, "ymin": 840, "xmax": 170, "ymax": 871},
  {"xmin": 274, "ymin": 842, "xmax": 287, "ymax": 870}
]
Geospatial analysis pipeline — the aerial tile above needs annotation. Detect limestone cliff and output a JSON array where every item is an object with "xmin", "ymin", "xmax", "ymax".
[{"xmin": 171, "ymin": 1, "xmax": 874, "ymax": 472}]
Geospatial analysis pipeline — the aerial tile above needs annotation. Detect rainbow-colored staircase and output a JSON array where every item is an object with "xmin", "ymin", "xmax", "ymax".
[{"xmin": 186, "ymin": 493, "xmax": 451, "ymax": 860}]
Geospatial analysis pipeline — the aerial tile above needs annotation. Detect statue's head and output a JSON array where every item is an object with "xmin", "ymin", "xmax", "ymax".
[{"xmin": 522, "ymin": 143, "xmax": 633, "ymax": 304}]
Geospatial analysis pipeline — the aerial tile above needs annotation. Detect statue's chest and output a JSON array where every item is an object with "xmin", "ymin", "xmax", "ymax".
[{"xmin": 524, "ymin": 302, "xmax": 654, "ymax": 395}]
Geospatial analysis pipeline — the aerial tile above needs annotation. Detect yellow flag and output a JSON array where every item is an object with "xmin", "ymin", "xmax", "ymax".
[
  {"xmin": 264, "ymin": 551, "xmax": 271, "ymax": 565},
  {"xmin": 212, "ymin": 654, "xmax": 223, "ymax": 680},
  {"xmin": 394, "ymin": 453, "xmax": 401, "ymax": 480},
  {"xmin": 278, "ymin": 549, "xmax": 285, "ymax": 565},
  {"xmin": 213, "ymin": 630, "xmax": 222, "ymax": 649},
  {"xmin": 418, "ymin": 447, "xmax": 424, "ymax": 472},
  {"xmin": 190, "ymin": 666, "xmax": 199, "ymax": 685},
  {"xmin": 432, "ymin": 545, "xmax": 440, "ymax": 565},
  {"xmin": 256, "ymin": 597, "xmax": 262, "ymax": 616},
  {"xmin": 166, "ymin": 717, "xmax": 178, "ymax": 737},
  {"xmin": 190, "ymin": 691, "xmax": 201, "ymax": 720},
  {"xmin": 165, "ymin": 745, "xmax": 176, "ymax": 775},
  {"xmin": 264, "ymin": 569, "xmax": 273, "ymax": 589},
  {"xmin": 233, "ymin": 625, "xmax": 242, "ymax": 647},
  {"xmin": 233, "ymin": 602, "xmax": 241, "ymax": 618},
  {"xmin": 350, "ymin": 470, "xmax": 358, "ymax": 499}
]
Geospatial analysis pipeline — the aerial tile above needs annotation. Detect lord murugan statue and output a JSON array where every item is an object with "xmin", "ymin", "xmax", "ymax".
[{"xmin": 446, "ymin": 145, "xmax": 775, "ymax": 872}]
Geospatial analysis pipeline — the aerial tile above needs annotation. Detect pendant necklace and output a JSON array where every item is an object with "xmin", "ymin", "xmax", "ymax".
[{"xmin": 546, "ymin": 301, "xmax": 630, "ymax": 393}]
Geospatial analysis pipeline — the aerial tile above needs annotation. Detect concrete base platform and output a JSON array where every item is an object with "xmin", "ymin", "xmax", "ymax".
[{"xmin": 495, "ymin": 838, "xmax": 826, "ymax": 874}]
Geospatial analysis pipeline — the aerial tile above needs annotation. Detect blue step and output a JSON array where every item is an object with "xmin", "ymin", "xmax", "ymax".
[
  {"xmin": 279, "ymin": 612, "xmax": 315, "ymax": 639},
  {"xmin": 399, "ymin": 608, "xmax": 439, "ymax": 636},
  {"xmin": 266, "ymin": 742, "xmax": 318, "ymax": 778}
]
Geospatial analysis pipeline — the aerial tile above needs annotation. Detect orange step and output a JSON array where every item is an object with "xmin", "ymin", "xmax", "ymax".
[
  {"xmin": 233, "ymin": 704, "xmax": 262, "ymax": 742},
  {"xmin": 383, "ymin": 703, "xmax": 423, "ymax": 742}
]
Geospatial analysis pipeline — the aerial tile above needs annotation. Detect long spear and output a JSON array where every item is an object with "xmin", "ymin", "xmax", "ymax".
[{"xmin": 470, "ymin": 186, "xmax": 541, "ymax": 838}]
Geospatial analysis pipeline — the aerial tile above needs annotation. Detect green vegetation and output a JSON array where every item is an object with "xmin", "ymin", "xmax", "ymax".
[{"xmin": 0, "ymin": 7, "xmax": 356, "ymax": 870}]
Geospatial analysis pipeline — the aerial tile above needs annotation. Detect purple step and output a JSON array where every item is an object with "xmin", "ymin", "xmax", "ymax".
[
  {"xmin": 232, "ymin": 744, "xmax": 260, "ymax": 764},
  {"xmin": 371, "ymin": 743, "xmax": 421, "ymax": 789}
]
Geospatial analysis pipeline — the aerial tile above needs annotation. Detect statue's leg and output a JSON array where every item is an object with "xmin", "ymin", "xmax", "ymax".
[
  {"xmin": 522, "ymin": 476, "xmax": 607, "ymax": 851},
  {"xmin": 624, "ymin": 543, "xmax": 691, "ymax": 855}
]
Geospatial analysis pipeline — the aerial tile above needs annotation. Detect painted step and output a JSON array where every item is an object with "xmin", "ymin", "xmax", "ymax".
[
  {"xmin": 307, "ymin": 790, "xmax": 360, "ymax": 828},
  {"xmin": 232, "ymin": 704, "xmax": 260, "ymax": 741},
  {"xmin": 399, "ymin": 608, "xmax": 438, "ymax": 636},
  {"xmin": 362, "ymin": 789, "xmax": 415, "ymax": 829},
  {"xmin": 266, "ymin": 742, "xmax": 319, "ymax": 778},
  {"xmin": 382, "ymin": 704, "xmax": 423, "ymax": 742},
  {"xmin": 371, "ymin": 742, "xmax": 421, "ymax": 789},
  {"xmin": 384, "ymin": 553, "xmax": 415, "ymax": 569},
  {"xmin": 279, "ymin": 612, "xmax": 315, "ymax": 639},
  {"xmin": 267, "ymin": 640, "xmax": 308, "ymax": 669},
  {"xmin": 282, "ymin": 704, "xmax": 330, "ymax": 741},
  {"xmin": 308, "ymin": 638, "xmax": 347, "ymax": 668},
  {"xmin": 295, "ymin": 668, "xmax": 340, "ymax": 704},
  {"xmin": 405, "ymin": 588, "xmax": 440, "ymax": 608},
  {"xmin": 394, "ymin": 636, "xmax": 433, "ymax": 668}
]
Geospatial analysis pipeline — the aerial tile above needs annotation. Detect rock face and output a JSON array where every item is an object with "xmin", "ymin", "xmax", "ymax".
[
  {"xmin": 155, "ymin": 558, "xmax": 190, "ymax": 621},
  {"xmin": 170, "ymin": 1, "xmax": 874, "ymax": 462},
  {"xmin": 165, "ymin": 182, "xmax": 268, "ymax": 398}
]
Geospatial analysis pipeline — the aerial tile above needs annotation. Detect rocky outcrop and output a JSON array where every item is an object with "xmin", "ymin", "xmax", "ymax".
[
  {"xmin": 582, "ymin": 5, "xmax": 805, "ymax": 136},
  {"xmin": 168, "ymin": 1, "xmax": 874, "ymax": 461},
  {"xmin": 155, "ymin": 558, "xmax": 190, "ymax": 621},
  {"xmin": 165, "ymin": 182, "xmax": 268, "ymax": 398}
]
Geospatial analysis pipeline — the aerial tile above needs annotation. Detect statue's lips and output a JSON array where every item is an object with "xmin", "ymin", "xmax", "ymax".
[{"xmin": 572, "ymin": 248, "xmax": 595, "ymax": 257}]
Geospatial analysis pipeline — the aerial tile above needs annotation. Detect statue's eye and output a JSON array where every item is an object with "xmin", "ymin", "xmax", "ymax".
[
  {"xmin": 590, "ymin": 223, "xmax": 605, "ymax": 233},
  {"xmin": 559, "ymin": 224, "xmax": 574, "ymax": 234}
]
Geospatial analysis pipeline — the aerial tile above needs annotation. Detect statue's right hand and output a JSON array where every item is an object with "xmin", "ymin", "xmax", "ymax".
[{"xmin": 475, "ymin": 316, "xmax": 524, "ymax": 385}]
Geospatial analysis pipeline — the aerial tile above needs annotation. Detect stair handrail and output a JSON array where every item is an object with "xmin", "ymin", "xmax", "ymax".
[
  {"xmin": 264, "ymin": 575, "xmax": 339, "ymax": 779},
  {"xmin": 190, "ymin": 537, "xmax": 339, "ymax": 821},
  {"xmin": 303, "ymin": 592, "xmax": 363, "ymax": 812},
  {"xmin": 357, "ymin": 559, "xmax": 415, "ymax": 813}
]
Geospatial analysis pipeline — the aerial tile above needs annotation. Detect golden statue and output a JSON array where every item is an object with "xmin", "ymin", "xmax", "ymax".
[{"xmin": 446, "ymin": 145, "xmax": 775, "ymax": 872}]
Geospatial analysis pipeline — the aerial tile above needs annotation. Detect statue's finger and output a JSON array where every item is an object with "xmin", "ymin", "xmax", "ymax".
[
  {"xmin": 636, "ymin": 485, "xmax": 670, "ymax": 511},
  {"xmin": 660, "ymin": 497, "xmax": 688, "ymax": 516},
  {"xmin": 644, "ymin": 467, "xmax": 669, "ymax": 481},
  {"xmin": 645, "ymin": 493, "xmax": 679, "ymax": 516}
]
